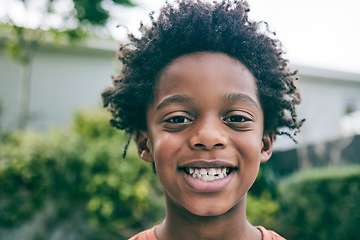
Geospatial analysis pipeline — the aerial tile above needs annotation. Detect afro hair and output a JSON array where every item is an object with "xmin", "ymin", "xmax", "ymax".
[{"xmin": 102, "ymin": 0, "xmax": 304, "ymax": 141}]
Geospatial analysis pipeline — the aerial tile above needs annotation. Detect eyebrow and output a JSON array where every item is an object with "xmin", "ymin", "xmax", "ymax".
[
  {"xmin": 223, "ymin": 93, "xmax": 260, "ymax": 109},
  {"xmin": 155, "ymin": 93, "xmax": 260, "ymax": 112},
  {"xmin": 156, "ymin": 94, "xmax": 190, "ymax": 111}
]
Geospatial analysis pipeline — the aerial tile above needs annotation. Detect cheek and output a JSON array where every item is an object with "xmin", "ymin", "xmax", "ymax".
[
  {"xmin": 152, "ymin": 133, "xmax": 184, "ymax": 164},
  {"xmin": 233, "ymin": 133, "xmax": 263, "ymax": 166},
  {"xmin": 151, "ymin": 135, "xmax": 184, "ymax": 193},
  {"xmin": 234, "ymin": 130, "xmax": 262, "ymax": 148}
]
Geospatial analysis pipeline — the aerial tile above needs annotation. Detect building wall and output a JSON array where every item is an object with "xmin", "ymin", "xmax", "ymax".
[
  {"xmin": 0, "ymin": 41, "xmax": 119, "ymax": 130},
  {"xmin": 299, "ymin": 74, "xmax": 360, "ymax": 141},
  {"xmin": 274, "ymin": 66, "xmax": 360, "ymax": 149}
]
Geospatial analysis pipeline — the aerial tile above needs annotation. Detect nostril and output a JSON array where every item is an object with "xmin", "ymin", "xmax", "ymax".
[
  {"xmin": 214, "ymin": 143, "xmax": 224, "ymax": 148},
  {"xmin": 194, "ymin": 143, "xmax": 206, "ymax": 148},
  {"xmin": 190, "ymin": 127, "xmax": 228, "ymax": 150},
  {"xmin": 193, "ymin": 142, "xmax": 225, "ymax": 150}
]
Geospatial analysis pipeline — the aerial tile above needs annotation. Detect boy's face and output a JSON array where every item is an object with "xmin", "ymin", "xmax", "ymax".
[{"xmin": 136, "ymin": 52, "xmax": 273, "ymax": 216}]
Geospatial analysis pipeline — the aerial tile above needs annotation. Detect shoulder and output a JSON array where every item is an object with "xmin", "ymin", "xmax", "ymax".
[
  {"xmin": 128, "ymin": 226, "xmax": 158, "ymax": 240},
  {"xmin": 256, "ymin": 226, "xmax": 286, "ymax": 240}
]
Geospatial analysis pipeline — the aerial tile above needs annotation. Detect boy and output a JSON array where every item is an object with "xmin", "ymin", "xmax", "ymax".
[{"xmin": 102, "ymin": 0, "xmax": 303, "ymax": 239}]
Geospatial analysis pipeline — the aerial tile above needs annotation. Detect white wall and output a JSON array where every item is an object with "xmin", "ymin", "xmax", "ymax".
[
  {"xmin": 0, "ymin": 40, "xmax": 119, "ymax": 130},
  {"xmin": 275, "ymin": 66, "xmax": 360, "ymax": 149}
]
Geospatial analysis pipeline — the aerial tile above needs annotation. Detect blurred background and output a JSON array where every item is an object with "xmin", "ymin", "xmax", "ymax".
[{"xmin": 0, "ymin": 0, "xmax": 359, "ymax": 239}]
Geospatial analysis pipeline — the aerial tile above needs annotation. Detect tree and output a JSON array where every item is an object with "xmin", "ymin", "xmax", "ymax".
[{"xmin": 0, "ymin": 0, "xmax": 135, "ymax": 129}]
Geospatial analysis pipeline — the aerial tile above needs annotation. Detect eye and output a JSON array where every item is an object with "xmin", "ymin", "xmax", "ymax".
[
  {"xmin": 165, "ymin": 116, "xmax": 192, "ymax": 124},
  {"xmin": 163, "ymin": 114, "xmax": 192, "ymax": 132},
  {"xmin": 223, "ymin": 115, "xmax": 249, "ymax": 123},
  {"xmin": 223, "ymin": 112, "xmax": 254, "ymax": 130}
]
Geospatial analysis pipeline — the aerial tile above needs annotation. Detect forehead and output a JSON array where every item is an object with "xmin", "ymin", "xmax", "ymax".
[
  {"xmin": 154, "ymin": 52, "xmax": 259, "ymax": 104},
  {"xmin": 159, "ymin": 52, "xmax": 254, "ymax": 82}
]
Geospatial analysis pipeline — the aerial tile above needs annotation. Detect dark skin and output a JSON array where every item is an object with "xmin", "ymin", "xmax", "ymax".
[
  {"xmin": 155, "ymin": 194, "xmax": 261, "ymax": 240},
  {"xmin": 136, "ymin": 52, "xmax": 273, "ymax": 240}
]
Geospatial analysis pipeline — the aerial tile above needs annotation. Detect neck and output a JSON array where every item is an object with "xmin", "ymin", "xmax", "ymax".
[{"xmin": 156, "ymin": 193, "xmax": 261, "ymax": 240}]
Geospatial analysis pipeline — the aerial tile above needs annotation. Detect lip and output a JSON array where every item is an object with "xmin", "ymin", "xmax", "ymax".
[
  {"xmin": 181, "ymin": 169, "xmax": 236, "ymax": 193},
  {"xmin": 179, "ymin": 160, "xmax": 236, "ymax": 168},
  {"xmin": 178, "ymin": 160, "xmax": 237, "ymax": 193}
]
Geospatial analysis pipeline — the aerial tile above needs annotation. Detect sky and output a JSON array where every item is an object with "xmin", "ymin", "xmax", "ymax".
[
  {"xmin": 1, "ymin": 0, "xmax": 359, "ymax": 74},
  {"xmin": 108, "ymin": 0, "xmax": 360, "ymax": 74}
]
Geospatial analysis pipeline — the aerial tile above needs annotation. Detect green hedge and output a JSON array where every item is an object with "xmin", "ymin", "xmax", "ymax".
[
  {"xmin": 276, "ymin": 166, "xmax": 360, "ymax": 240},
  {"xmin": 0, "ymin": 109, "xmax": 164, "ymax": 239},
  {"xmin": 247, "ymin": 191, "xmax": 279, "ymax": 228}
]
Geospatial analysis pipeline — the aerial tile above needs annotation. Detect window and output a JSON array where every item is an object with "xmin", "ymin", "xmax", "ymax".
[{"xmin": 341, "ymin": 98, "xmax": 360, "ymax": 136}]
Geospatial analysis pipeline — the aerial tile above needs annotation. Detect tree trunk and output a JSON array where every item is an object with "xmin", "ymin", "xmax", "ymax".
[{"xmin": 16, "ymin": 61, "xmax": 31, "ymax": 129}]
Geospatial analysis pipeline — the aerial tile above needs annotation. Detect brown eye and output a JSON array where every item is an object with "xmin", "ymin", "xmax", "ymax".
[
  {"xmin": 224, "ymin": 115, "xmax": 248, "ymax": 123},
  {"xmin": 165, "ymin": 116, "xmax": 191, "ymax": 124}
]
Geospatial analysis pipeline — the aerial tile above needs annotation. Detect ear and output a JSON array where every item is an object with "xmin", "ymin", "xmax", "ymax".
[
  {"xmin": 260, "ymin": 133, "xmax": 274, "ymax": 163},
  {"xmin": 134, "ymin": 130, "xmax": 153, "ymax": 163}
]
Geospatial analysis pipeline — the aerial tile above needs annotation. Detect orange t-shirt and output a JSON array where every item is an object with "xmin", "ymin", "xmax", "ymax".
[{"xmin": 128, "ymin": 225, "xmax": 285, "ymax": 240}]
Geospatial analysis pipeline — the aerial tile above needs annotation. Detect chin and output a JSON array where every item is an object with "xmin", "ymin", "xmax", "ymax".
[{"xmin": 187, "ymin": 205, "xmax": 230, "ymax": 217}]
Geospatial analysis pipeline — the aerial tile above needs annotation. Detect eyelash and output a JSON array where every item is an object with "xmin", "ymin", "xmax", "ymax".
[
  {"xmin": 164, "ymin": 115, "xmax": 192, "ymax": 124},
  {"xmin": 223, "ymin": 115, "xmax": 250, "ymax": 123},
  {"xmin": 164, "ymin": 114, "xmax": 250, "ymax": 125}
]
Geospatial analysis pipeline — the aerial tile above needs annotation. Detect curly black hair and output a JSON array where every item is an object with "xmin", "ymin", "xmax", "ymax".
[{"xmin": 102, "ymin": 0, "xmax": 304, "ymax": 142}]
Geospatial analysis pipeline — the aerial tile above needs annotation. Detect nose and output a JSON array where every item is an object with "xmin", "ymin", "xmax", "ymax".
[{"xmin": 189, "ymin": 117, "xmax": 227, "ymax": 150}]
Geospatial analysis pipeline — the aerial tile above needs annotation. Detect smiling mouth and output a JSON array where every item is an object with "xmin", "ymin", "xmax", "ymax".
[{"xmin": 180, "ymin": 167, "xmax": 236, "ymax": 182}]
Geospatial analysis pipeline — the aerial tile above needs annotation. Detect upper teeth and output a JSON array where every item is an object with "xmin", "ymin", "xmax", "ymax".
[{"xmin": 186, "ymin": 167, "xmax": 229, "ymax": 182}]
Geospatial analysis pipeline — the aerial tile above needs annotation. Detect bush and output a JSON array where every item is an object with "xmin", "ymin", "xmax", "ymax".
[
  {"xmin": 247, "ymin": 191, "xmax": 280, "ymax": 228},
  {"xmin": 276, "ymin": 166, "xmax": 360, "ymax": 240},
  {"xmin": 247, "ymin": 163, "xmax": 281, "ymax": 229},
  {"xmin": 0, "ymin": 108, "xmax": 164, "ymax": 240}
]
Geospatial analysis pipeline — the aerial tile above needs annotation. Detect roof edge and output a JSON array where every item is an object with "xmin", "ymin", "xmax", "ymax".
[{"xmin": 290, "ymin": 63, "xmax": 360, "ymax": 82}]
